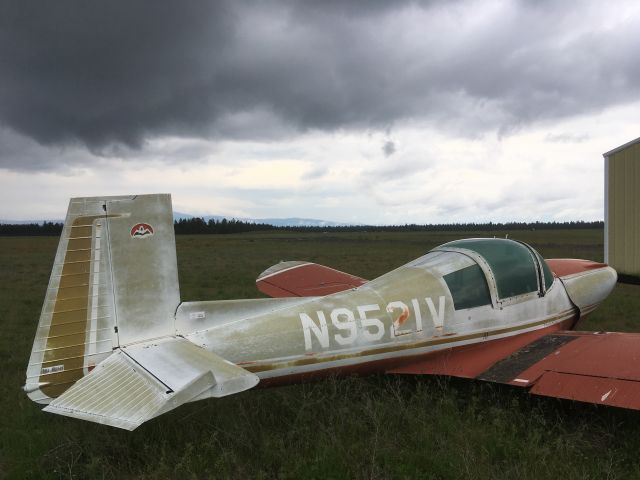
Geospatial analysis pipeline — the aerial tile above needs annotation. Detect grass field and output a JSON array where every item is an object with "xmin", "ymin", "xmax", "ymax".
[{"xmin": 2, "ymin": 230, "xmax": 640, "ymax": 479}]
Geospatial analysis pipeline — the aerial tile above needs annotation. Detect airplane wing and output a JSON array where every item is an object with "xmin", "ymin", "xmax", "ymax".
[
  {"xmin": 389, "ymin": 331, "xmax": 640, "ymax": 410},
  {"xmin": 43, "ymin": 336, "xmax": 259, "ymax": 430},
  {"xmin": 256, "ymin": 260, "xmax": 367, "ymax": 298}
]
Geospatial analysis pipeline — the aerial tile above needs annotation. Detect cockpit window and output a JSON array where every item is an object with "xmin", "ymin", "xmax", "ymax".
[
  {"xmin": 440, "ymin": 239, "xmax": 538, "ymax": 299},
  {"xmin": 443, "ymin": 264, "xmax": 492, "ymax": 310}
]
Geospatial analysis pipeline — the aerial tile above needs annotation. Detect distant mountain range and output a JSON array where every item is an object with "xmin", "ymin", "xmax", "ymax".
[
  {"xmin": 0, "ymin": 213, "xmax": 351, "ymax": 228},
  {"xmin": 172, "ymin": 212, "xmax": 352, "ymax": 227},
  {"xmin": 0, "ymin": 219, "xmax": 61, "ymax": 225}
]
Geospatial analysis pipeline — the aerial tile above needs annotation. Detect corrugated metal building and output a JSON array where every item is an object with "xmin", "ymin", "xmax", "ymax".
[{"xmin": 604, "ymin": 136, "xmax": 640, "ymax": 279}]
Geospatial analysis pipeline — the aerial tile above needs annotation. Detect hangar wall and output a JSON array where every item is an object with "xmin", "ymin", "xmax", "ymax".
[{"xmin": 604, "ymin": 137, "xmax": 640, "ymax": 278}]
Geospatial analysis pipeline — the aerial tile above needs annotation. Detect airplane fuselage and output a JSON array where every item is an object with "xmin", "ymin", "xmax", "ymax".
[{"xmin": 174, "ymin": 249, "xmax": 615, "ymax": 394}]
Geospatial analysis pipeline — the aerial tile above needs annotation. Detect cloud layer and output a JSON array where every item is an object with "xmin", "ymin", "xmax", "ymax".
[
  {"xmin": 2, "ymin": 0, "xmax": 640, "ymax": 170},
  {"xmin": 2, "ymin": 1, "xmax": 639, "ymax": 224}
]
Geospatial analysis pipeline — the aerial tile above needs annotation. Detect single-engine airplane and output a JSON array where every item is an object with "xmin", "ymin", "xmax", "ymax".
[{"xmin": 25, "ymin": 194, "xmax": 638, "ymax": 431}]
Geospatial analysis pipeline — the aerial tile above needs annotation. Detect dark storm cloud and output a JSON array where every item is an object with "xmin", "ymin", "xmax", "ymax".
[
  {"xmin": 0, "ymin": 0, "xmax": 235, "ymax": 148},
  {"xmin": 1, "ymin": 0, "xmax": 639, "ymax": 170}
]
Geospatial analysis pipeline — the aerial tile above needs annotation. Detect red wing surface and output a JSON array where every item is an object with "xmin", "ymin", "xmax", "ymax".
[
  {"xmin": 392, "ymin": 331, "xmax": 640, "ymax": 411},
  {"xmin": 256, "ymin": 261, "xmax": 367, "ymax": 298}
]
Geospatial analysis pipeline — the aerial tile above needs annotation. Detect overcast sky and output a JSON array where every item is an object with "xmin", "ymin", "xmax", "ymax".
[{"xmin": 1, "ymin": 0, "xmax": 639, "ymax": 223}]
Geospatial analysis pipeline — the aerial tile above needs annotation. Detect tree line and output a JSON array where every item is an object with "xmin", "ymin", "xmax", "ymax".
[
  {"xmin": 0, "ymin": 218, "xmax": 605, "ymax": 236},
  {"xmin": 0, "ymin": 222, "xmax": 65, "ymax": 236}
]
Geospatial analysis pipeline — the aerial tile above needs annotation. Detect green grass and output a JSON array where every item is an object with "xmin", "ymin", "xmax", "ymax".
[{"xmin": 2, "ymin": 230, "xmax": 640, "ymax": 479}]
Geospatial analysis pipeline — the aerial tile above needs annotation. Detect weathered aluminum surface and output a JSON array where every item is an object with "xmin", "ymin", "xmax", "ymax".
[
  {"xmin": 25, "ymin": 197, "xmax": 122, "ymax": 401},
  {"xmin": 558, "ymin": 266, "xmax": 617, "ymax": 315},
  {"xmin": 44, "ymin": 349, "xmax": 171, "ymax": 430},
  {"xmin": 105, "ymin": 195, "xmax": 180, "ymax": 346},
  {"xmin": 188, "ymin": 254, "xmax": 453, "ymax": 371},
  {"xmin": 187, "ymin": 251, "xmax": 578, "ymax": 384},
  {"xmin": 256, "ymin": 261, "xmax": 367, "ymax": 297},
  {"xmin": 43, "ymin": 336, "xmax": 258, "ymax": 429},
  {"xmin": 25, "ymin": 194, "xmax": 626, "ymax": 430},
  {"xmin": 25, "ymin": 194, "xmax": 182, "ymax": 403},
  {"xmin": 176, "ymin": 297, "xmax": 315, "ymax": 335},
  {"xmin": 123, "ymin": 336, "xmax": 259, "ymax": 398}
]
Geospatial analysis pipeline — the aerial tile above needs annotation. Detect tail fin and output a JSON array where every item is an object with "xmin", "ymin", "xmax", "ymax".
[{"xmin": 24, "ymin": 194, "xmax": 180, "ymax": 403}]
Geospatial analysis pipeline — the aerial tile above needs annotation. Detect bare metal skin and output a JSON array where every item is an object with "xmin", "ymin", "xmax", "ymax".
[{"xmin": 24, "ymin": 194, "xmax": 617, "ymax": 430}]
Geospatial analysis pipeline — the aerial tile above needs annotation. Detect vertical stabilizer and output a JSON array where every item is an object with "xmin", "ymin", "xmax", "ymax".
[
  {"xmin": 104, "ymin": 195, "xmax": 180, "ymax": 345},
  {"xmin": 24, "ymin": 194, "xmax": 180, "ymax": 403}
]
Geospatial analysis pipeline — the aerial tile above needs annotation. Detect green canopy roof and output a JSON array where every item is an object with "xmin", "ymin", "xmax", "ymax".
[{"xmin": 437, "ymin": 238, "xmax": 551, "ymax": 299}]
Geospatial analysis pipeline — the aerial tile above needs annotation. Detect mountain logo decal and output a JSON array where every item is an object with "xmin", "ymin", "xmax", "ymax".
[{"xmin": 130, "ymin": 223, "xmax": 154, "ymax": 238}]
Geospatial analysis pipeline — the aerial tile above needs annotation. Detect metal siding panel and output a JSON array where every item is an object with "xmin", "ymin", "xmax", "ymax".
[
  {"xmin": 614, "ymin": 143, "xmax": 640, "ymax": 276},
  {"xmin": 633, "ymin": 144, "xmax": 640, "ymax": 274},
  {"xmin": 604, "ymin": 156, "xmax": 609, "ymax": 264},
  {"xmin": 603, "ymin": 136, "xmax": 640, "ymax": 156},
  {"xmin": 611, "ymin": 152, "xmax": 626, "ymax": 272},
  {"xmin": 624, "ymin": 148, "xmax": 632, "ymax": 271},
  {"xmin": 618, "ymin": 151, "xmax": 627, "ymax": 271},
  {"xmin": 631, "ymin": 149, "xmax": 636, "ymax": 273},
  {"xmin": 608, "ymin": 155, "xmax": 615, "ymax": 267}
]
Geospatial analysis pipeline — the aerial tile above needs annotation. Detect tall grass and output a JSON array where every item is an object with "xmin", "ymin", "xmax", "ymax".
[{"xmin": 2, "ymin": 230, "xmax": 639, "ymax": 479}]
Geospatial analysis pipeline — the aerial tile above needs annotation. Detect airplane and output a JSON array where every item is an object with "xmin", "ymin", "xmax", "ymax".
[{"xmin": 24, "ymin": 193, "xmax": 638, "ymax": 431}]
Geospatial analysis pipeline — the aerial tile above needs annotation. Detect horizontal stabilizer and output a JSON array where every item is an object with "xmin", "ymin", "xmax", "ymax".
[
  {"xmin": 44, "ymin": 337, "xmax": 259, "ymax": 430},
  {"xmin": 256, "ymin": 261, "xmax": 367, "ymax": 298}
]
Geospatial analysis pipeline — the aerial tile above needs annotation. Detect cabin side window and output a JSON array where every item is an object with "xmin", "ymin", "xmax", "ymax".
[
  {"xmin": 443, "ymin": 264, "xmax": 492, "ymax": 310},
  {"xmin": 534, "ymin": 250, "xmax": 555, "ymax": 290}
]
